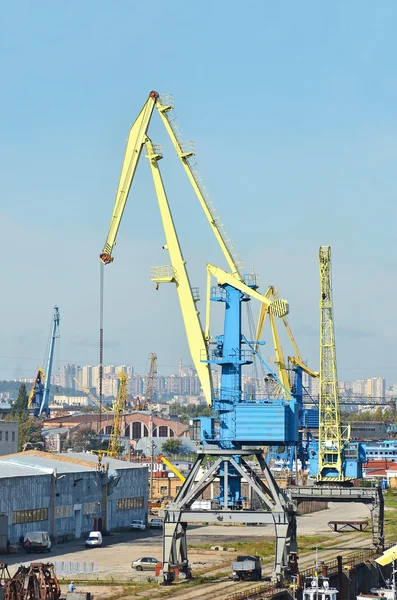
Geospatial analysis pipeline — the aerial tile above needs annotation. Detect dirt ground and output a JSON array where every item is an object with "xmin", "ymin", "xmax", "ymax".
[{"xmin": 0, "ymin": 502, "xmax": 372, "ymax": 599}]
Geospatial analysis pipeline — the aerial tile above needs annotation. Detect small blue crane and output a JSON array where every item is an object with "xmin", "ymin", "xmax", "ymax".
[
  {"xmin": 29, "ymin": 306, "xmax": 60, "ymax": 418},
  {"xmin": 39, "ymin": 306, "xmax": 60, "ymax": 417}
]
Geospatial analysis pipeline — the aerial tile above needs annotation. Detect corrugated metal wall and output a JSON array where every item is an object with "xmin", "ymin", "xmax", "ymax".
[
  {"xmin": 0, "ymin": 464, "xmax": 148, "ymax": 543},
  {"xmin": 0, "ymin": 473, "xmax": 51, "ymax": 543}
]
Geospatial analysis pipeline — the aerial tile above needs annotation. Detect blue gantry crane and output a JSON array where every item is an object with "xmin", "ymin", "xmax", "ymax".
[{"xmin": 99, "ymin": 91, "xmax": 311, "ymax": 582}]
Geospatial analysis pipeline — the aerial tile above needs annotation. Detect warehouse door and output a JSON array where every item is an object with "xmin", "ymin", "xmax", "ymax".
[
  {"xmin": 0, "ymin": 514, "xmax": 8, "ymax": 551},
  {"xmin": 74, "ymin": 509, "xmax": 82, "ymax": 538},
  {"xmin": 106, "ymin": 501, "xmax": 112, "ymax": 532}
]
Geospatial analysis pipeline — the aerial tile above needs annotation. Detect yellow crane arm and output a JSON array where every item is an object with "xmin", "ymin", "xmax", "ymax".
[
  {"xmin": 254, "ymin": 287, "xmax": 318, "ymax": 383},
  {"xmin": 254, "ymin": 287, "xmax": 273, "ymax": 351},
  {"xmin": 100, "ymin": 91, "xmax": 159, "ymax": 264},
  {"xmin": 269, "ymin": 312, "xmax": 291, "ymax": 394},
  {"xmin": 145, "ymin": 139, "xmax": 212, "ymax": 405},
  {"xmin": 156, "ymin": 98, "xmax": 243, "ymax": 282},
  {"xmin": 207, "ymin": 264, "xmax": 289, "ymax": 318},
  {"xmin": 73, "ymin": 378, "xmax": 112, "ymax": 413},
  {"xmin": 28, "ymin": 367, "xmax": 46, "ymax": 407},
  {"xmin": 159, "ymin": 455, "xmax": 186, "ymax": 483},
  {"xmin": 288, "ymin": 356, "xmax": 319, "ymax": 379}
]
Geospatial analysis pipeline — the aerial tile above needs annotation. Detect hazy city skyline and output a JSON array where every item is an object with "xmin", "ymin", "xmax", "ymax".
[{"xmin": 9, "ymin": 361, "xmax": 397, "ymax": 401}]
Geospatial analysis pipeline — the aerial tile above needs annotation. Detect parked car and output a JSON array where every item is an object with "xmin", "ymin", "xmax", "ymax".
[
  {"xmin": 149, "ymin": 518, "xmax": 163, "ymax": 529},
  {"xmin": 131, "ymin": 557, "xmax": 160, "ymax": 571},
  {"xmin": 23, "ymin": 531, "xmax": 51, "ymax": 553},
  {"xmin": 85, "ymin": 531, "xmax": 103, "ymax": 548},
  {"xmin": 130, "ymin": 520, "xmax": 146, "ymax": 531}
]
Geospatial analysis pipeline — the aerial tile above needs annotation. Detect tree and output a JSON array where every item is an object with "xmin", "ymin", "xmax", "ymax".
[
  {"xmin": 10, "ymin": 384, "xmax": 29, "ymax": 419},
  {"xmin": 68, "ymin": 426, "xmax": 101, "ymax": 452},
  {"xmin": 161, "ymin": 438, "xmax": 184, "ymax": 455},
  {"xmin": 18, "ymin": 418, "xmax": 43, "ymax": 452},
  {"xmin": 168, "ymin": 402, "xmax": 211, "ymax": 424}
]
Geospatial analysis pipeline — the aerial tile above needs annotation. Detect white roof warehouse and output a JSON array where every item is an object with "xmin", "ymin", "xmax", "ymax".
[{"xmin": 0, "ymin": 451, "xmax": 147, "ymax": 546}]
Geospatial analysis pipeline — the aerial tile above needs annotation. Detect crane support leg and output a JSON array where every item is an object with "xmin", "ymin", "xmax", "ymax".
[
  {"xmin": 160, "ymin": 448, "xmax": 296, "ymax": 584},
  {"xmin": 288, "ymin": 485, "xmax": 384, "ymax": 550}
]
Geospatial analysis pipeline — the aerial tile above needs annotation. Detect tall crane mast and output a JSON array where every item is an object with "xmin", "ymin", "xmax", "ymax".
[
  {"xmin": 145, "ymin": 353, "xmax": 157, "ymax": 405},
  {"xmin": 107, "ymin": 372, "xmax": 128, "ymax": 458},
  {"xmin": 38, "ymin": 306, "xmax": 60, "ymax": 418},
  {"xmin": 317, "ymin": 246, "xmax": 344, "ymax": 481}
]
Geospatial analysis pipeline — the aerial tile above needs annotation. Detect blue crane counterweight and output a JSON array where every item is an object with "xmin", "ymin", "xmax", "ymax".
[{"xmin": 192, "ymin": 283, "xmax": 299, "ymax": 449}]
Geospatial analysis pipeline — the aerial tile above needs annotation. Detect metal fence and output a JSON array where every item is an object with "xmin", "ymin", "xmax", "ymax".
[{"xmin": 53, "ymin": 561, "xmax": 98, "ymax": 575}]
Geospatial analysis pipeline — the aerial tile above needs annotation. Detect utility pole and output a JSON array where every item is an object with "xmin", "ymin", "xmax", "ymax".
[{"xmin": 149, "ymin": 410, "xmax": 154, "ymax": 501}]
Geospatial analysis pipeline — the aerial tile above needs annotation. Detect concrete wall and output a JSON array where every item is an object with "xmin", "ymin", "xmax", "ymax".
[{"xmin": 0, "ymin": 421, "xmax": 18, "ymax": 455}]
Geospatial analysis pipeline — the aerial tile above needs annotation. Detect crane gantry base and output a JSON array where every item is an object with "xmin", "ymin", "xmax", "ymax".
[{"xmin": 159, "ymin": 448, "xmax": 297, "ymax": 584}]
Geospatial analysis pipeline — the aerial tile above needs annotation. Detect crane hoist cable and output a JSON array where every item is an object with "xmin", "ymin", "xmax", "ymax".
[{"xmin": 99, "ymin": 262, "xmax": 104, "ymax": 433}]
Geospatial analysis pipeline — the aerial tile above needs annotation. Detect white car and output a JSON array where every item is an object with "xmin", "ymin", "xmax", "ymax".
[
  {"xmin": 130, "ymin": 520, "xmax": 146, "ymax": 531},
  {"xmin": 85, "ymin": 531, "xmax": 103, "ymax": 548},
  {"xmin": 149, "ymin": 518, "xmax": 163, "ymax": 529}
]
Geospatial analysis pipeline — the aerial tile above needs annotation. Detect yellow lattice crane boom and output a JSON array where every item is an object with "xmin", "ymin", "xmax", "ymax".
[
  {"xmin": 254, "ymin": 287, "xmax": 318, "ymax": 398},
  {"xmin": 317, "ymin": 246, "xmax": 345, "ymax": 481},
  {"xmin": 100, "ymin": 92, "xmax": 159, "ymax": 264},
  {"xmin": 108, "ymin": 372, "xmax": 128, "ymax": 458}
]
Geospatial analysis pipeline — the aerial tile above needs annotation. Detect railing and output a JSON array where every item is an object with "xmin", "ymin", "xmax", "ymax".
[
  {"xmin": 226, "ymin": 546, "xmax": 389, "ymax": 600},
  {"xmin": 150, "ymin": 265, "xmax": 176, "ymax": 281},
  {"xmin": 226, "ymin": 581, "xmax": 284, "ymax": 600},
  {"xmin": 243, "ymin": 273, "xmax": 260, "ymax": 288},
  {"xmin": 210, "ymin": 285, "xmax": 228, "ymax": 300},
  {"xmin": 203, "ymin": 348, "xmax": 254, "ymax": 364},
  {"xmin": 191, "ymin": 286, "xmax": 200, "ymax": 301},
  {"xmin": 288, "ymin": 486, "xmax": 378, "ymax": 499}
]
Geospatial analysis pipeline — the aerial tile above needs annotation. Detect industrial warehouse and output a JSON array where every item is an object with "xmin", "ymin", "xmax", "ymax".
[{"xmin": 0, "ymin": 451, "xmax": 147, "ymax": 546}]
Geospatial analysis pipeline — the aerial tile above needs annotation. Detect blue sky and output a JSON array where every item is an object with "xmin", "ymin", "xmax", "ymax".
[{"xmin": 1, "ymin": 1, "xmax": 397, "ymax": 384}]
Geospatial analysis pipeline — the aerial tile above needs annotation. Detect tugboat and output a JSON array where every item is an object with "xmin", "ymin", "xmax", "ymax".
[{"xmin": 303, "ymin": 575, "xmax": 339, "ymax": 600}]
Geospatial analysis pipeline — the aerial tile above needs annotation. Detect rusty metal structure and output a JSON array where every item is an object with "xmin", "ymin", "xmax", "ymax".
[{"xmin": 3, "ymin": 562, "xmax": 61, "ymax": 600}]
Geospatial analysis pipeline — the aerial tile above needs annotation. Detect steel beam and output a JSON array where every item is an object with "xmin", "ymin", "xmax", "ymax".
[{"xmin": 160, "ymin": 449, "xmax": 296, "ymax": 584}]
